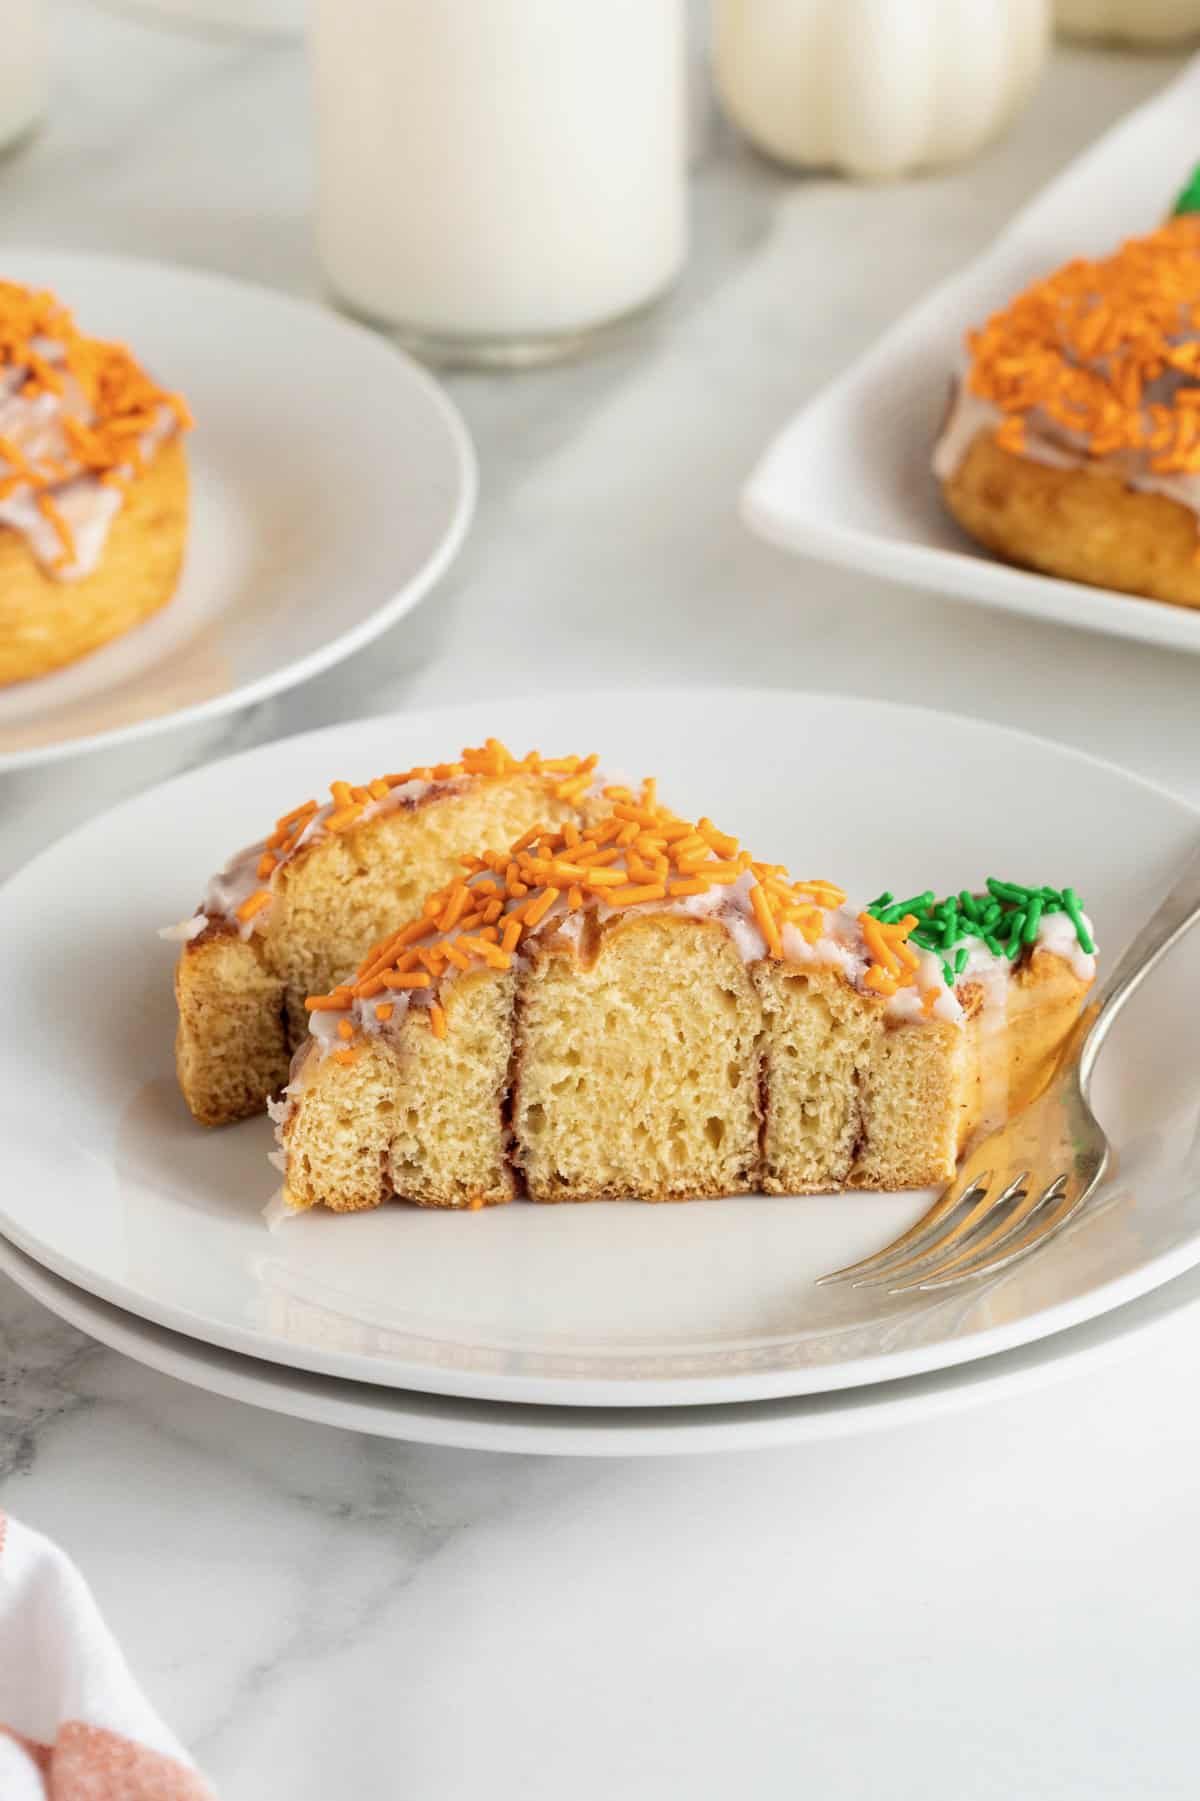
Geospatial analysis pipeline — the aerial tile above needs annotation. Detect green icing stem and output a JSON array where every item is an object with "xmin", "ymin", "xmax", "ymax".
[{"xmin": 1173, "ymin": 162, "xmax": 1200, "ymax": 217}]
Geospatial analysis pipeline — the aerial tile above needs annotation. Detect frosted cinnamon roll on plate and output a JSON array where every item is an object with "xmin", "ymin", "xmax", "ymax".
[{"xmin": 0, "ymin": 278, "xmax": 191, "ymax": 684}]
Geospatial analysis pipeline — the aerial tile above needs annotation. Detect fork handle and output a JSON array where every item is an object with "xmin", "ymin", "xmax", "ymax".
[{"xmin": 1079, "ymin": 840, "xmax": 1200, "ymax": 1091}]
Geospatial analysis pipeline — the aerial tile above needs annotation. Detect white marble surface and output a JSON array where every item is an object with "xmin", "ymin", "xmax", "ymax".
[{"xmin": 4, "ymin": 8, "xmax": 1200, "ymax": 1797}]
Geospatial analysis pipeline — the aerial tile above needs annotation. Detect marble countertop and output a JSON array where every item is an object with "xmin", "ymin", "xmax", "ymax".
[{"xmin": 4, "ymin": 8, "xmax": 1200, "ymax": 1797}]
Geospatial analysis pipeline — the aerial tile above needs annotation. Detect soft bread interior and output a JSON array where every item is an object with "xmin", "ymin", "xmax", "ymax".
[
  {"xmin": 283, "ymin": 969, "xmax": 516, "ymax": 1213},
  {"xmin": 174, "ymin": 931, "xmax": 288, "ymax": 1129},
  {"xmin": 279, "ymin": 919, "xmax": 1093, "ymax": 1210},
  {"xmin": 512, "ymin": 916, "xmax": 764, "ymax": 1202}
]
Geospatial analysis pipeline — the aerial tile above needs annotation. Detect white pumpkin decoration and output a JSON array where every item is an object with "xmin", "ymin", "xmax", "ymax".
[
  {"xmin": 712, "ymin": 0, "xmax": 1050, "ymax": 180},
  {"xmin": 1056, "ymin": 0, "xmax": 1200, "ymax": 42}
]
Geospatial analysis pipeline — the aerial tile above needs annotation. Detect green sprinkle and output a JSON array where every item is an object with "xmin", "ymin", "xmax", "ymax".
[
  {"xmin": 1006, "ymin": 909, "xmax": 1027, "ymax": 946},
  {"xmin": 987, "ymin": 878, "xmax": 1031, "ymax": 904},
  {"xmin": 867, "ymin": 891, "xmax": 893, "ymax": 912},
  {"xmin": 980, "ymin": 901, "xmax": 1002, "ymax": 927},
  {"xmin": 1022, "ymin": 897, "xmax": 1044, "ymax": 944},
  {"xmin": 1005, "ymin": 934, "xmax": 1023, "ymax": 962},
  {"xmin": 886, "ymin": 892, "xmax": 935, "ymax": 921},
  {"xmin": 984, "ymin": 934, "xmax": 1003, "ymax": 957},
  {"xmin": 958, "ymin": 891, "xmax": 980, "ymax": 921},
  {"xmin": 1062, "ymin": 887, "xmax": 1095, "ymax": 955},
  {"xmin": 954, "ymin": 946, "xmax": 969, "ymax": 974},
  {"xmin": 1174, "ymin": 162, "xmax": 1200, "ymax": 217},
  {"xmin": 941, "ymin": 960, "xmax": 954, "ymax": 986}
]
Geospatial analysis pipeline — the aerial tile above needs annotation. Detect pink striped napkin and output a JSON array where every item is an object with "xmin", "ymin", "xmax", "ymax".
[{"xmin": 0, "ymin": 1513, "xmax": 216, "ymax": 1799}]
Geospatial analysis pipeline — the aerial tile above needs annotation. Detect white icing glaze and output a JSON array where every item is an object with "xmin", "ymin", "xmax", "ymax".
[
  {"xmin": 261, "ymin": 1185, "xmax": 301, "ymax": 1228},
  {"xmin": 157, "ymin": 913, "xmax": 207, "ymax": 943},
  {"xmin": 1036, "ymin": 907, "xmax": 1097, "ymax": 982},
  {"xmin": 0, "ymin": 343, "xmax": 178, "ymax": 578}
]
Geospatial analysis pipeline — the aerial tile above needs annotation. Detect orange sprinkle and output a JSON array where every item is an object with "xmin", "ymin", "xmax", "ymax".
[
  {"xmin": 501, "ymin": 916, "xmax": 523, "ymax": 954},
  {"xmin": 607, "ymin": 882, "xmax": 669, "ymax": 909},
  {"xmin": 337, "ymin": 1019, "xmax": 355, "ymax": 1041},
  {"xmin": 429, "ymin": 1004, "xmax": 447, "ymax": 1040},
  {"xmin": 375, "ymin": 1002, "xmax": 395, "ymax": 1022},
  {"xmin": 864, "ymin": 966, "xmax": 898, "ymax": 997},
  {"xmin": 235, "ymin": 889, "xmax": 272, "ymax": 924},
  {"xmin": 750, "ymin": 883, "xmax": 783, "ymax": 959},
  {"xmin": 332, "ymin": 1048, "xmax": 357, "ymax": 1066},
  {"xmin": 470, "ymin": 942, "xmax": 514, "ymax": 971},
  {"xmin": 523, "ymin": 887, "xmax": 558, "ymax": 929}
]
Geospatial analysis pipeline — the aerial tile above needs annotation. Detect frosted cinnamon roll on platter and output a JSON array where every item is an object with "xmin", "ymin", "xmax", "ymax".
[{"xmin": 935, "ymin": 195, "xmax": 1200, "ymax": 610}]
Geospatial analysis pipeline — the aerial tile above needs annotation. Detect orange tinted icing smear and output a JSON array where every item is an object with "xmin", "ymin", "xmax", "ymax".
[
  {"xmin": 0, "ymin": 279, "xmax": 192, "ymax": 565},
  {"xmin": 233, "ymin": 740, "xmax": 601, "ymax": 925},
  {"xmin": 304, "ymin": 791, "xmax": 878, "ymax": 1048},
  {"xmin": 965, "ymin": 216, "xmax": 1200, "ymax": 471}
]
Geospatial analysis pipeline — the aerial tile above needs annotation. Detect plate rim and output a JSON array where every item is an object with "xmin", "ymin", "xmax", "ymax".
[
  {"xmin": 0, "ymin": 245, "xmax": 478, "ymax": 772},
  {"xmin": 3, "ymin": 684, "xmax": 1199, "ymax": 1409},
  {"xmin": 3, "ymin": 1227, "xmax": 1194, "ymax": 1458}
]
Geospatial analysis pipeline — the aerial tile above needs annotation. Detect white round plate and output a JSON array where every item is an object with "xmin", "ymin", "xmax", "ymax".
[
  {"xmin": 5, "ymin": 1229, "xmax": 1198, "ymax": 1457},
  {"xmin": 2, "ymin": 689, "xmax": 1200, "ymax": 1408},
  {"xmin": 0, "ymin": 249, "xmax": 475, "ymax": 769}
]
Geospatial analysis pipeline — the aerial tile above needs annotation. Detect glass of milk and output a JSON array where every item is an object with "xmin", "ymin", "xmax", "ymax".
[
  {"xmin": 0, "ymin": 0, "xmax": 45, "ymax": 155},
  {"xmin": 310, "ymin": 0, "xmax": 689, "ymax": 367}
]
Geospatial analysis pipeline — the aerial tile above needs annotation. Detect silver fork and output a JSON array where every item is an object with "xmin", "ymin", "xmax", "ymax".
[{"xmin": 818, "ymin": 843, "xmax": 1200, "ymax": 1294}]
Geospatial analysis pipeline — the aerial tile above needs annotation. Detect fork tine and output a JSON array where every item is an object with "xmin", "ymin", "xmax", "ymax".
[
  {"xmin": 852, "ymin": 1171, "xmax": 1029, "ymax": 1288},
  {"xmin": 884, "ymin": 1178, "xmax": 1053, "ymax": 1291},
  {"xmin": 912, "ymin": 1176, "xmax": 1087, "ymax": 1292},
  {"xmin": 814, "ymin": 1172, "xmax": 992, "ymax": 1286}
]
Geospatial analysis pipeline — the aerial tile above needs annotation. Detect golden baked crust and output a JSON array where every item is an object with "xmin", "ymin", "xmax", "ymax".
[
  {"xmin": 0, "ymin": 437, "xmax": 189, "ymax": 684},
  {"xmin": 941, "ymin": 427, "xmax": 1200, "ymax": 610},
  {"xmin": 279, "ymin": 921, "xmax": 1093, "ymax": 1211},
  {"xmin": 174, "ymin": 769, "xmax": 591, "ymax": 1127}
]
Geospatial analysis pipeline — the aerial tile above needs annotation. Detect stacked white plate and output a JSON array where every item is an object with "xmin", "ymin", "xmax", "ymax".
[{"xmin": 3, "ymin": 690, "xmax": 1200, "ymax": 1454}]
